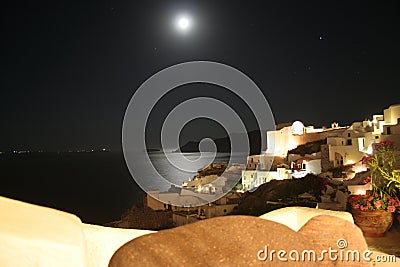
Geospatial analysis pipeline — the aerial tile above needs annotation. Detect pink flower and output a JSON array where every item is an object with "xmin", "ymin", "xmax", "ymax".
[
  {"xmin": 374, "ymin": 200, "xmax": 383, "ymax": 208},
  {"xmin": 389, "ymin": 198, "xmax": 396, "ymax": 205},
  {"xmin": 387, "ymin": 206, "xmax": 396, "ymax": 213},
  {"xmin": 384, "ymin": 140, "xmax": 394, "ymax": 146},
  {"xmin": 368, "ymin": 196, "xmax": 374, "ymax": 202},
  {"xmin": 360, "ymin": 205, "xmax": 368, "ymax": 211},
  {"xmin": 353, "ymin": 204, "xmax": 360, "ymax": 209},
  {"xmin": 362, "ymin": 156, "xmax": 372, "ymax": 163}
]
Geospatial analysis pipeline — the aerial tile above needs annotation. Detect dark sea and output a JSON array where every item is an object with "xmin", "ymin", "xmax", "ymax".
[{"xmin": 0, "ymin": 151, "xmax": 233, "ymax": 225}]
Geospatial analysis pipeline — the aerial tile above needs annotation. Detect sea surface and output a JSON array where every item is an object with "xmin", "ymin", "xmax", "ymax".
[{"xmin": 0, "ymin": 151, "xmax": 238, "ymax": 224}]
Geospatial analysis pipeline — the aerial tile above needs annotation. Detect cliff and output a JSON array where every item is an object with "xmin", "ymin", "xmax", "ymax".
[
  {"xmin": 231, "ymin": 174, "xmax": 326, "ymax": 216},
  {"xmin": 288, "ymin": 138, "xmax": 327, "ymax": 156}
]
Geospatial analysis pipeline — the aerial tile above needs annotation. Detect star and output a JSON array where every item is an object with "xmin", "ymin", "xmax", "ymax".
[{"xmin": 319, "ymin": 36, "xmax": 323, "ymax": 40}]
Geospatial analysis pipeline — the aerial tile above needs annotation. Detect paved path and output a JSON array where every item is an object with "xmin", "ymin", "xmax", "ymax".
[{"xmin": 364, "ymin": 225, "xmax": 400, "ymax": 266}]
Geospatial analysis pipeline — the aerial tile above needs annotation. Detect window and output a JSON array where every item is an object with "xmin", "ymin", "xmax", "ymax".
[
  {"xmin": 302, "ymin": 163, "xmax": 306, "ymax": 169},
  {"xmin": 347, "ymin": 139, "xmax": 352, "ymax": 145},
  {"xmin": 348, "ymin": 133, "xmax": 351, "ymax": 137},
  {"xmin": 387, "ymin": 127, "xmax": 391, "ymax": 135}
]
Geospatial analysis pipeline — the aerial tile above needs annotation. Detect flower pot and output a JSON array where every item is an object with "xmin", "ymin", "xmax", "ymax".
[{"xmin": 351, "ymin": 209, "xmax": 394, "ymax": 237}]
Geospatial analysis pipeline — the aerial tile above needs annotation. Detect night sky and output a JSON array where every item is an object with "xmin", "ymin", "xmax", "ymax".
[{"xmin": 2, "ymin": 0, "xmax": 400, "ymax": 152}]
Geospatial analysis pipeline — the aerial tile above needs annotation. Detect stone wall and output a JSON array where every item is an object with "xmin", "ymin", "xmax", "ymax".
[{"xmin": 118, "ymin": 206, "xmax": 173, "ymax": 230}]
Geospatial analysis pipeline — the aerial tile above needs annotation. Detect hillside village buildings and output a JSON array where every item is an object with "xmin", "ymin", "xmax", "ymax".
[
  {"xmin": 143, "ymin": 103, "xmax": 400, "ymax": 223},
  {"xmin": 242, "ymin": 103, "xmax": 400, "ymax": 191},
  {"xmin": 144, "ymin": 162, "xmax": 244, "ymax": 226}
]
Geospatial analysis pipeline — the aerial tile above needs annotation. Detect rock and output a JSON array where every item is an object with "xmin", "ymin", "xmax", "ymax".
[
  {"xmin": 109, "ymin": 212, "xmax": 370, "ymax": 266},
  {"xmin": 259, "ymin": 206, "xmax": 354, "ymax": 232},
  {"xmin": 115, "ymin": 205, "xmax": 173, "ymax": 230},
  {"xmin": 335, "ymin": 190, "xmax": 350, "ymax": 208},
  {"xmin": 320, "ymin": 195, "xmax": 332, "ymax": 203},
  {"xmin": 325, "ymin": 185, "xmax": 335, "ymax": 195},
  {"xmin": 298, "ymin": 215, "xmax": 369, "ymax": 266},
  {"xmin": 232, "ymin": 174, "xmax": 325, "ymax": 216},
  {"xmin": 109, "ymin": 215, "xmax": 311, "ymax": 267},
  {"xmin": 317, "ymin": 202, "xmax": 347, "ymax": 211}
]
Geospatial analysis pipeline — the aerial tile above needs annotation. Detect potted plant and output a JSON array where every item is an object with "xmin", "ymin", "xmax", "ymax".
[{"xmin": 348, "ymin": 140, "xmax": 400, "ymax": 237}]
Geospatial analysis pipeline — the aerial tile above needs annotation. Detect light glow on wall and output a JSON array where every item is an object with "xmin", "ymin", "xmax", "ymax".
[
  {"xmin": 347, "ymin": 183, "xmax": 372, "ymax": 195},
  {"xmin": 355, "ymin": 189, "xmax": 367, "ymax": 195},
  {"xmin": 287, "ymin": 139, "xmax": 299, "ymax": 152}
]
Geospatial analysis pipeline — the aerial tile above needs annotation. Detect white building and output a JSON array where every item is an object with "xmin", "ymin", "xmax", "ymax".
[
  {"xmin": 241, "ymin": 168, "xmax": 291, "ymax": 191},
  {"xmin": 242, "ymin": 103, "xmax": 400, "ymax": 191},
  {"xmin": 290, "ymin": 158, "xmax": 322, "ymax": 178},
  {"xmin": 321, "ymin": 103, "xmax": 400, "ymax": 171},
  {"xmin": 266, "ymin": 121, "xmax": 323, "ymax": 157}
]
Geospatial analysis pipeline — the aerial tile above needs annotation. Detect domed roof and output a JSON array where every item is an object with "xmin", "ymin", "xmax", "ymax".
[{"xmin": 291, "ymin": 121, "xmax": 304, "ymax": 135}]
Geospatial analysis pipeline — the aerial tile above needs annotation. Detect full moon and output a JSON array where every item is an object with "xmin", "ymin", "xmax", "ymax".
[
  {"xmin": 176, "ymin": 15, "xmax": 191, "ymax": 32},
  {"xmin": 178, "ymin": 17, "xmax": 189, "ymax": 29}
]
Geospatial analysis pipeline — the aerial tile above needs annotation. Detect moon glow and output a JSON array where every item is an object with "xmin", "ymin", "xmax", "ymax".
[{"xmin": 175, "ymin": 15, "xmax": 191, "ymax": 33}]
